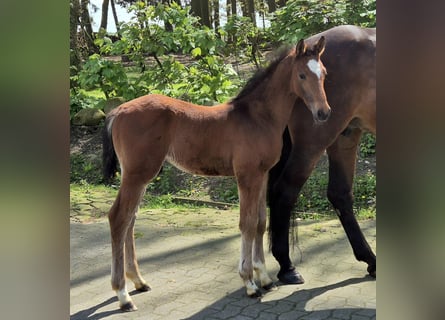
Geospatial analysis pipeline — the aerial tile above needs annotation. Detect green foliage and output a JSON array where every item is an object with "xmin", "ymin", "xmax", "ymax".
[
  {"xmin": 294, "ymin": 163, "xmax": 376, "ymax": 217},
  {"xmin": 78, "ymin": 53, "xmax": 142, "ymax": 100},
  {"xmin": 141, "ymin": 194, "xmax": 176, "ymax": 209},
  {"xmin": 353, "ymin": 171, "xmax": 376, "ymax": 210},
  {"xmin": 270, "ymin": 0, "xmax": 376, "ymax": 45},
  {"xmin": 208, "ymin": 178, "xmax": 239, "ymax": 203},
  {"xmin": 222, "ymin": 15, "xmax": 268, "ymax": 68},
  {"xmin": 359, "ymin": 132, "xmax": 376, "ymax": 157},
  {"xmin": 146, "ymin": 163, "xmax": 239, "ymax": 204},
  {"xmin": 69, "ymin": 88, "xmax": 105, "ymax": 120},
  {"xmin": 78, "ymin": 2, "xmax": 240, "ymax": 106},
  {"xmin": 70, "ymin": 154, "xmax": 103, "ymax": 184},
  {"xmin": 295, "ymin": 170, "xmax": 331, "ymax": 213}
]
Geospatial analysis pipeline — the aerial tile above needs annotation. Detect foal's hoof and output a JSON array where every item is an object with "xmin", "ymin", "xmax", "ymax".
[
  {"xmin": 136, "ymin": 283, "xmax": 151, "ymax": 292},
  {"xmin": 120, "ymin": 301, "xmax": 137, "ymax": 312},
  {"xmin": 248, "ymin": 288, "xmax": 263, "ymax": 298},
  {"xmin": 277, "ymin": 268, "xmax": 305, "ymax": 284},
  {"xmin": 367, "ymin": 264, "xmax": 376, "ymax": 278},
  {"xmin": 262, "ymin": 282, "xmax": 278, "ymax": 291}
]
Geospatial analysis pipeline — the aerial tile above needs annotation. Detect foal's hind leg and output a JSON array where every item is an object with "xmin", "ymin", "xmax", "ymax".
[
  {"xmin": 253, "ymin": 179, "xmax": 275, "ymax": 290},
  {"xmin": 109, "ymin": 177, "xmax": 147, "ymax": 311},
  {"xmin": 326, "ymin": 129, "xmax": 376, "ymax": 277},
  {"xmin": 125, "ymin": 214, "xmax": 151, "ymax": 292}
]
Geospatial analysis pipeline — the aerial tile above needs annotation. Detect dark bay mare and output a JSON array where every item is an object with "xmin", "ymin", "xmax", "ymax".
[
  {"xmin": 102, "ymin": 37, "xmax": 330, "ymax": 311},
  {"xmin": 267, "ymin": 25, "xmax": 376, "ymax": 284}
]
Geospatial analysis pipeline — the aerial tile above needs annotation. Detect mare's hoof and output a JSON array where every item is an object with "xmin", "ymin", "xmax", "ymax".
[
  {"xmin": 120, "ymin": 302, "xmax": 137, "ymax": 312},
  {"xmin": 136, "ymin": 283, "xmax": 151, "ymax": 292},
  {"xmin": 262, "ymin": 282, "xmax": 277, "ymax": 291},
  {"xmin": 367, "ymin": 264, "xmax": 376, "ymax": 278},
  {"xmin": 277, "ymin": 268, "xmax": 305, "ymax": 284}
]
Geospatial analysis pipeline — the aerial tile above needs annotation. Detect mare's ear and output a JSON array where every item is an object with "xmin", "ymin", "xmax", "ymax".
[
  {"xmin": 314, "ymin": 36, "xmax": 326, "ymax": 56},
  {"xmin": 296, "ymin": 39, "xmax": 306, "ymax": 57}
]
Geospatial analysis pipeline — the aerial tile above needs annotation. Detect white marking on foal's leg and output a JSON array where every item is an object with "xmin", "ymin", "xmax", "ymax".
[
  {"xmin": 239, "ymin": 259, "xmax": 261, "ymax": 296},
  {"xmin": 116, "ymin": 287, "xmax": 136, "ymax": 311},
  {"xmin": 253, "ymin": 261, "xmax": 275, "ymax": 290},
  {"xmin": 245, "ymin": 279, "xmax": 261, "ymax": 297},
  {"xmin": 307, "ymin": 59, "xmax": 322, "ymax": 79}
]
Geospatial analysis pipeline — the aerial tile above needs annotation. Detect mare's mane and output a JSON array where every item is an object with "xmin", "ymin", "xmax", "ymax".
[{"xmin": 231, "ymin": 47, "xmax": 291, "ymax": 103}]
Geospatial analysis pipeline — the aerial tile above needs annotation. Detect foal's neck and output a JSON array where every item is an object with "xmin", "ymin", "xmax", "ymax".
[{"xmin": 242, "ymin": 57, "xmax": 296, "ymax": 129}]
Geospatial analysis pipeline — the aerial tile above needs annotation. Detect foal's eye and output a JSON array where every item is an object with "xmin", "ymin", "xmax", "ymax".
[{"xmin": 299, "ymin": 73, "xmax": 306, "ymax": 80}]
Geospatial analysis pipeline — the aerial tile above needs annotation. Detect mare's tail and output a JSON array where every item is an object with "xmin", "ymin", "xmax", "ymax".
[{"xmin": 102, "ymin": 114, "xmax": 118, "ymax": 184}]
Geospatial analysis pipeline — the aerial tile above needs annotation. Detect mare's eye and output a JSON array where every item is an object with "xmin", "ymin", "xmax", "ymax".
[{"xmin": 299, "ymin": 73, "xmax": 306, "ymax": 80}]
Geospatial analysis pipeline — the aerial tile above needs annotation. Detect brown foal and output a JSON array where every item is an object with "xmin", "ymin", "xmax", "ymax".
[{"xmin": 102, "ymin": 37, "xmax": 330, "ymax": 311}]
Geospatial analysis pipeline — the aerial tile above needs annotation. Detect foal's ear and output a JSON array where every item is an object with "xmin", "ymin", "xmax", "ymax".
[
  {"xmin": 296, "ymin": 39, "xmax": 307, "ymax": 57},
  {"xmin": 314, "ymin": 36, "xmax": 326, "ymax": 56}
]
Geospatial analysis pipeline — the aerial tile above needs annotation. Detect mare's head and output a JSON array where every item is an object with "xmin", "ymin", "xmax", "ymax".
[{"xmin": 290, "ymin": 36, "xmax": 331, "ymax": 123}]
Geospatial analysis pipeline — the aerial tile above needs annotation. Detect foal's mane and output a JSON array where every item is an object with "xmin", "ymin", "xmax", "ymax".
[{"xmin": 231, "ymin": 47, "xmax": 291, "ymax": 103}]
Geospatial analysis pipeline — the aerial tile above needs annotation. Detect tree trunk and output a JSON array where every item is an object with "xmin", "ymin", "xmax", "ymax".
[
  {"xmin": 268, "ymin": 0, "xmax": 276, "ymax": 13},
  {"xmin": 163, "ymin": 0, "xmax": 173, "ymax": 31},
  {"xmin": 110, "ymin": 0, "xmax": 120, "ymax": 33},
  {"xmin": 200, "ymin": 0, "xmax": 211, "ymax": 28},
  {"xmin": 278, "ymin": 0, "xmax": 287, "ymax": 7},
  {"xmin": 247, "ymin": 0, "xmax": 256, "ymax": 26},
  {"xmin": 191, "ymin": 0, "xmax": 211, "ymax": 28},
  {"xmin": 191, "ymin": 0, "xmax": 201, "ymax": 17},
  {"xmin": 213, "ymin": 0, "xmax": 220, "ymax": 31},
  {"xmin": 231, "ymin": 0, "xmax": 237, "ymax": 15},
  {"xmin": 240, "ymin": 0, "xmax": 248, "ymax": 17},
  {"xmin": 100, "ymin": 0, "xmax": 110, "ymax": 31},
  {"xmin": 80, "ymin": 0, "xmax": 97, "ymax": 54},
  {"xmin": 70, "ymin": 0, "xmax": 81, "ymax": 82}
]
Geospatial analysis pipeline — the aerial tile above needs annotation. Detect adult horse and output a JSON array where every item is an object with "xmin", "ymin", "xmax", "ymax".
[
  {"xmin": 102, "ymin": 37, "xmax": 330, "ymax": 311},
  {"xmin": 267, "ymin": 25, "xmax": 376, "ymax": 284}
]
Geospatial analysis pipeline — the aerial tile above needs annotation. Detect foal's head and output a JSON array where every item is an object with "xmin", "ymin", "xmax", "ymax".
[{"xmin": 291, "ymin": 36, "xmax": 331, "ymax": 123}]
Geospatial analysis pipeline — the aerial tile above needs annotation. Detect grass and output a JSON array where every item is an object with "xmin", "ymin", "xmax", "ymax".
[{"xmin": 70, "ymin": 178, "xmax": 375, "ymax": 224}]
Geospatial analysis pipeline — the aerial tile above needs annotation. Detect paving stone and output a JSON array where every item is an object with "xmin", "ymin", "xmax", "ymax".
[{"xmin": 70, "ymin": 216, "xmax": 376, "ymax": 319}]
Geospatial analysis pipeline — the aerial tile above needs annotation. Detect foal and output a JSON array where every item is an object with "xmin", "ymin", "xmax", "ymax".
[{"xmin": 102, "ymin": 37, "xmax": 330, "ymax": 311}]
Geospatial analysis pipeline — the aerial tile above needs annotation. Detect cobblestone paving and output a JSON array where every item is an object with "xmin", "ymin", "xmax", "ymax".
[{"xmin": 70, "ymin": 208, "xmax": 376, "ymax": 319}]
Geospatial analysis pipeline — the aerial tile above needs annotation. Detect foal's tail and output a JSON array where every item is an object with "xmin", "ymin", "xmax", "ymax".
[{"xmin": 102, "ymin": 114, "xmax": 118, "ymax": 184}]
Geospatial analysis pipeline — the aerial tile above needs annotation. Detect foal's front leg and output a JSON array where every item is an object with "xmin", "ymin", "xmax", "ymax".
[
  {"xmin": 237, "ymin": 174, "xmax": 271, "ymax": 297},
  {"xmin": 253, "ymin": 181, "xmax": 275, "ymax": 290}
]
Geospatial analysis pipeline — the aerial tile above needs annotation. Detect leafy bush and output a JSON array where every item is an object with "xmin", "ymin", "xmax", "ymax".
[
  {"xmin": 359, "ymin": 132, "xmax": 376, "ymax": 157},
  {"xmin": 222, "ymin": 15, "xmax": 268, "ymax": 68},
  {"xmin": 69, "ymin": 88, "xmax": 105, "ymax": 120},
  {"xmin": 270, "ymin": 0, "xmax": 376, "ymax": 45},
  {"xmin": 79, "ymin": 2, "xmax": 240, "ymax": 105},
  {"xmin": 70, "ymin": 154, "xmax": 103, "ymax": 184}
]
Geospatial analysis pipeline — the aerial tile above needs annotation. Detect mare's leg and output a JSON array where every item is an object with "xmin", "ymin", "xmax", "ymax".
[
  {"xmin": 253, "ymin": 178, "xmax": 275, "ymax": 290},
  {"xmin": 125, "ymin": 213, "xmax": 151, "ymax": 292},
  {"xmin": 326, "ymin": 128, "xmax": 376, "ymax": 277},
  {"xmin": 237, "ymin": 173, "xmax": 267, "ymax": 297},
  {"xmin": 109, "ymin": 175, "xmax": 147, "ymax": 311},
  {"xmin": 268, "ymin": 144, "xmax": 324, "ymax": 284}
]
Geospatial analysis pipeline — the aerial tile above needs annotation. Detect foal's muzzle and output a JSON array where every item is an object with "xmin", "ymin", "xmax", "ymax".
[{"xmin": 316, "ymin": 108, "xmax": 331, "ymax": 122}]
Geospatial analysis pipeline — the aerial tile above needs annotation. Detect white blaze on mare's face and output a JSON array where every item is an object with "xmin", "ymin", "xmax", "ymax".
[{"xmin": 307, "ymin": 59, "xmax": 322, "ymax": 79}]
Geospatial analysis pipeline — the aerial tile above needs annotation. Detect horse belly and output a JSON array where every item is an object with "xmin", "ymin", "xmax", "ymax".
[{"xmin": 166, "ymin": 151, "xmax": 234, "ymax": 177}]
